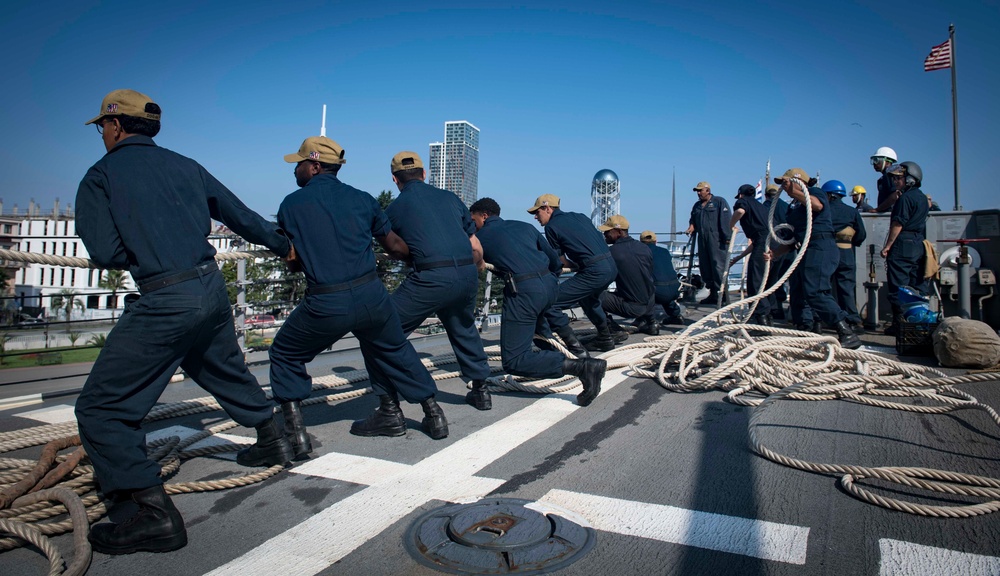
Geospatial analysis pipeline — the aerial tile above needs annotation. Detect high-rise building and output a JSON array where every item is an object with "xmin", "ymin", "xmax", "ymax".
[
  {"xmin": 428, "ymin": 120, "xmax": 479, "ymax": 206},
  {"xmin": 591, "ymin": 169, "xmax": 620, "ymax": 228}
]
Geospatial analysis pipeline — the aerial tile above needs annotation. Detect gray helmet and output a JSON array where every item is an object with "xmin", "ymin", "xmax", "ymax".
[{"xmin": 899, "ymin": 161, "xmax": 922, "ymax": 188}]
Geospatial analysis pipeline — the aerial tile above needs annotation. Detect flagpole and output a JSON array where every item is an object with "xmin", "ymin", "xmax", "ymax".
[
  {"xmin": 670, "ymin": 167, "xmax": 677, "ymax": 239},
  {"xmin": 949, "ymin": 24, "xmax": 961, "ymax": 210}
]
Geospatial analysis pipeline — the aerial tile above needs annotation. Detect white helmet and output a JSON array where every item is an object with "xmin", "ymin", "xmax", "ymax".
[{"xmin": 871, "ymin": 146, "xmax": 897, "ymax": 162}]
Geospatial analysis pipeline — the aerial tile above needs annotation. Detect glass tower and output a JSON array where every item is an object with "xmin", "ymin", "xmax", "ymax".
[{"xmin": 428, "ymin": 121, "xmax": 479, "ymax": 206}]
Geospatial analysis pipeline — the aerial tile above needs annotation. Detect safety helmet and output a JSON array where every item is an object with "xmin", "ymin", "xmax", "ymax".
[
  {"xmin": 899, "ymin": 161, "xmax": 922, "ymax": 188},
  {"xmin": 871, "ymin": 146, "xmax": 897, "ymax": 163},
  {"xmin": 851, "ymin": 185, "xmax": 867, "ymax": 195},
  {"xmin": 821, "ymin": 180, "xmax": 847, "ymax": 196}
]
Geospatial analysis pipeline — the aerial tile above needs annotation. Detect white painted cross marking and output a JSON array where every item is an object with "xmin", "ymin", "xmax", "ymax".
[
  {"xmin": 879, "ymin": 539, "xmax": 1000, "ymax": 576},
  {"xmin": 538, "ymin": 489, "xmax": 809, "ymax": 564},
  {"xmin": 204, "ymin": 348, "xmax": 650, "ymax": 576}
]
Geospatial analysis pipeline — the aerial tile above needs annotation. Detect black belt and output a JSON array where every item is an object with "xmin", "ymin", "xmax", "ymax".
[
  {"xmin": 899, "ymin": 231, "xmax": 924, "ymax": 237},
  {"xmin": 139, "ymin": 262, "xmax": 217, "ymax": 293},
  {"xmin": 414, "ymin": 257, "xmax": 474, "ymax": 272},
  {"xmin": 582, "ymin": 252, "xmax": 612, "ymax": 266},
  {"xmin": 655, "ymin": 280, "xmax": 680, "ymax": 287},
  {"xmin": 511, "ymin": 268, "xmax": 552, "ymax": 283},
  {"xmin": 306, "ymin": 271, "xmax": 378, "ymax": 296}
]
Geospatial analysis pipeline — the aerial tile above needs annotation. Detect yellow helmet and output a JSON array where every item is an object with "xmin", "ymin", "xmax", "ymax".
[{"xmin": 851, "ymin": 185, "xmax": 867, "ymax": 195}]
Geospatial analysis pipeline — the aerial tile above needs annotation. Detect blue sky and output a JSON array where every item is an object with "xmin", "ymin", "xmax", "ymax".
[{"xmin": 1, "ymin": 1, "xmax": 996, "ymax": 238}]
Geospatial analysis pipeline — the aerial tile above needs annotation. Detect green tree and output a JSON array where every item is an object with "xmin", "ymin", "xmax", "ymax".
[
  {"xmin": 374, "ymin": 190, "xmax": 407, "ymax": 293},
  {"xmin": 0, "ymin": 332, "xmax": 11, "ymax": 365},
  {"xmin": 98, "ymin": 269, "xmax": 130, "ymax": 321}
]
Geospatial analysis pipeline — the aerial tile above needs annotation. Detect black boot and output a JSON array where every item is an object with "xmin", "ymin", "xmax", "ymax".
[
  {"xmin": 811, "ymin": 320, "xmax": 823, "ymax": 334},
  {"xmin": 281, "ymin": 400, "xmax": 312, "ymax": 461},
  {"xmin": 89, "ymin": 485, "xmax": 187, "ymax": 555},
  {"xmin": 699, "ymin": 292, "xmax": 719, "ymax": 305},
  {"xmin": 884, "ymin": 306, "xmax": 903, "ymax": 336},
  {"xmin": 420, "ymin": 397, "xmax": 449, "ymax": 439},
  {"xmin": 632, "ymin": 315, "xmax": 660, "ymax": 336},
  {"xmin": 835, "ymin": 320, "xmax": 862, "ymax": 349},
  {"xmin": 584, "ymin": 323, "xmax": 616, "ymax": 352},
  {"xmin": 236, "ymin": 415, "xmax": 294, "ymax": 467},
  {"xmin": 555, "ymin": 325, "xmax": 590, "ymax": 358},
  {"xmin": 466, "ymin": 380, "xmax": 492, "ymax": 411},
  {"xmin": 563, "ymin": 357, "xmax": 608, "ymax": 407},
  {"xmin": 350, "ymin": 393, "xmax": 406, "ymax": 437}
]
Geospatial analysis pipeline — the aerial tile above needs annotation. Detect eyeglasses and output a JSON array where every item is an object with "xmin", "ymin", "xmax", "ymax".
[{"xmin": 95, "ymin": 118, "xmax": 113, "ymax": 135}]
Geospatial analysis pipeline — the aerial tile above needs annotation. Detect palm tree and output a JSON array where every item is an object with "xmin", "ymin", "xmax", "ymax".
[
  {"xmin": 50, "ymin": 289, "xmax": 81, "ymax": 321},
  {"xmin": 99, "ymin": 270, "xmax": 130, "ymax": 321}
]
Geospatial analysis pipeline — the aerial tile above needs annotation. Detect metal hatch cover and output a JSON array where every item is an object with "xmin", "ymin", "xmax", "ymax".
[{"xmin": 404, "ymin": 498, "xmax": 596, "ymax": 574}]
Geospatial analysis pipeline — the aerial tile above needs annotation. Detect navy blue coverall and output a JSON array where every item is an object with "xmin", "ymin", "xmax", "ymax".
[
  {"xmin": 785, "ymin": 188, "xmax": 847, "ymax": 327},
  {"xmin": 601, "ymin": 235, "xmax": 655, "ymax": 320},
  {"xmin": 830, "ymin": 195, "xmax": 867, "ymax": 325},
  {"xmin": 886, "ymin": 187, "xmax": 929, "ymax": 308},
  {"xmin": 875, "ymin": 172, "xmax": 895, "ymax": 212},
  {"xmin": 762, "ymin": 196, "xmax": 792, "ymax": 311},
  {"xmin": 476, "ymin": 215, "xmax": 566, "ymax": 378},
  {"xmin": 542, "ymin": 208, "xmax": 617, "ymax": 332},
  {"xmin": 690, "ymin": 196, "xmax": 732, "ymax": 294},
  {"xmin": 733, "ymin": 196, "xmax": 773, "ymax": 317},
  {"xmin": 646, "ymin": 243, "xmax": 682, "ymax": 321},
  {"xmin": 380, "ymin": 180, "xmax": 491, "ymax": 386},
  {"xmin": 269, "ymin": 174, "xmax": 437, "ymax": 404},
  {"xmin": 74, "ymin": 135, "xmax": 291, "ymax": 496}
]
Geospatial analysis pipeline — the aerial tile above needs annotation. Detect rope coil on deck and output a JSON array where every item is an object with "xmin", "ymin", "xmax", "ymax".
[{"xmin": 1, "ymin": 188, "xmax": 999, "ymax": 574}]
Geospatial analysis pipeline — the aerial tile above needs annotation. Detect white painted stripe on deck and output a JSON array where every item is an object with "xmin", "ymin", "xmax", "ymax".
[
  {"xmin": 539, "ymin": 489, "xmax": 809, "ymax": 564},
  {"xmin": 879, "ymin": 539, "xmax": 1000, "ymax": 576},
  {"xmin": 205, "ymin": 348, "xmax": 648, "ymax": 576},
  {"xmin": 15, "ymin": 403, "xmax": 76, "ymax": 424}
]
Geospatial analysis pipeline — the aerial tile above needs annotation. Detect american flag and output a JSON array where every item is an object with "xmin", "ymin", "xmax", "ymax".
[{"xmin": 924, "ymin": 39, "xmax": 951, "ymax": 72}]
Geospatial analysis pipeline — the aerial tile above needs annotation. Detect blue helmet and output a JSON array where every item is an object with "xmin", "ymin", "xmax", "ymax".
[{"xmin": 821, "ymin": 179, "xmax": 847, "ymax": 196}]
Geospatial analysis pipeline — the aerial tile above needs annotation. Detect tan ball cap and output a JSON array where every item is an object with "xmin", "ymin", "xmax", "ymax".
[
  {"xmin": 85, "ymin": 89, "xmax": 160, "ymax": 125},
  {"xmin": 598, "ymin": 214, "xmax": 630, "ymax": 231},
  {"xmin": 640, "ymin": 230, "xmax": 657, "ymax": 243},
  {"xmin": 391, "ymin": 151, "xmax": 424, "ymax": 172},
  {"xmin": 527, "ymin": 194, "xmax": 561, "ymax": 214},
  {"xmin": 284, "ymin": 136, "xmax": 346, "ymax": 164}
]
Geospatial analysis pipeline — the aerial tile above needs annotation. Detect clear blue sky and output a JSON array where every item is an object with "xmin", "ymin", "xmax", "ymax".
[{"xmin": 1, "ymin": 1, "xmax": 996, "ymax": 238}]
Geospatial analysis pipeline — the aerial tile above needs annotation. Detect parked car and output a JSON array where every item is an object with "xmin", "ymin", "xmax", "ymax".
[
  {"xmin": 14, "ymin": 314, "xmax": 46, "ymax": 329},
  {"xmin": 245, "ymin": 314, "xmax": 276, "ymax": 329}
]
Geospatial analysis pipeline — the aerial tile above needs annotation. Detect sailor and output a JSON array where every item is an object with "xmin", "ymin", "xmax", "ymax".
[
  {"xmin": 269, "ymin": 137, "xmax": 443, "ymax": 451},
  {"xmin": 764, "ymin": 168, "xmax": 861, "ymax": 349},
  {"xmin": 75, "ymin": 89, "xmax": 295, "ymax": 554},
  {"xmin": 762, "ymin": 184, "xmax": 792, "ymax": 319},
  {"xmin": 528, "ymin": 194, "xmax": 619, "ymax": 351},
  {"xmin": 597, "ymin": 215, "xmax": 657, "ymax": 335},
  {"xmin": 685, "ymin": 181, "xmax": 732, "ymax": 305},
  {"xmin": 880, "ymin": 162, "xmax": 930, "ymax": 335},
  {"xmin": 824, "ymin": 180, "xmax": 867, "ymax": 333},
  {"xmin": 869, "ymin": 146, "xmax": 899, "ymax": 213},
  {"xmin": 639, "ymin": 231, "xmax": 683, "ymax": 327},
  {"xmin": 850, "ymin": 185, "xmax": 874, "ymax": 212},
  {"xmin": 469, "ymin": 198, "xmax": 608, "ymax": 408},
  {"xmin": 355, "ymin": 151, "xmax": 492, "ymax": 438},
  {"xmin": 728, "ymin": 184, "xmax": 774, "ymax": 324}
]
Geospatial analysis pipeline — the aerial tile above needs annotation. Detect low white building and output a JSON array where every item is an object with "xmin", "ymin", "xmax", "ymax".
[{"xmin": 3, "ymin": 199, "xmax": 238, "ymax": 320}]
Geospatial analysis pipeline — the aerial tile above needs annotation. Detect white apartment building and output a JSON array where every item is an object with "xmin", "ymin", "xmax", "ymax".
[{"xmin": 7, "ymin": 205, "xmax": 237, "ymax": 319}]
